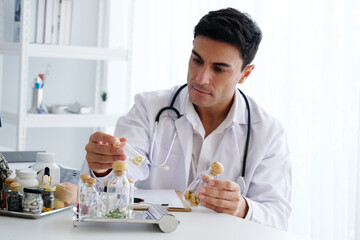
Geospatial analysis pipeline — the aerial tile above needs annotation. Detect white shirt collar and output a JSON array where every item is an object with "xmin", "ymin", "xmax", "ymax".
[{"xmin": 184, "ymin": 91, "xmax": 239, "ymax": 138}]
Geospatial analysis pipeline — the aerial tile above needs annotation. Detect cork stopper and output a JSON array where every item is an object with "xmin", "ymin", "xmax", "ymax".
[
  {"xmin": 128, "ymin": 178, "xmax": 133, "ymax": 183},
  {"xmin": 104, "ymin": 181, "xmax": 109, "ymax": 187},
  {"xmin": 112, "ymin": 161, "xmax": 128, "ymax": 171},
  {"xmin": 10, "ymin": 182, "xmax": 20, "ymax": 191},
  {"xmin": 113, "ymin": 137, "xmax": 121, "ymax": 147},
  {"xmin": 87, "ymin": 178, "xmax": 96, "ymax": 187},
  {"xmin": 210, "ymin": 162, "xmax": 224, "ymax": 176},
  {"xmin": 80, "ymin": 174, "xmax": 90, "ymax": 183},
  {"xmin": 5, "ymin": 178, "xmax": 15, "ymax": 185}
]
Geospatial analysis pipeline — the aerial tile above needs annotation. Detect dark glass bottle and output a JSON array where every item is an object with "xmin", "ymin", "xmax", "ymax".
[{"xmin": 6, "ymin": 182, "xmax": 23, "ymax": 212}]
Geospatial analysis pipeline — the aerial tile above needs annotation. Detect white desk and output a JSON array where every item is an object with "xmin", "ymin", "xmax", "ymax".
[{"xmin": 0, "ymin": 207, "xmax": 310, "ymax": 240}]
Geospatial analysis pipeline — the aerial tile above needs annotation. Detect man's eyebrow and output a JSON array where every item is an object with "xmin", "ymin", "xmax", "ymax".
[
  {"xmin": 192, "ymin": 50, "xmax": 202, "ymax": 60},
  {"xmin": 192, "ymin": 50, "xmax": 231, "ymax": 68}
]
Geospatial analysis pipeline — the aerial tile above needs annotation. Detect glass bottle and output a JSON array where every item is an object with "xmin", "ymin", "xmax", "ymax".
[
  {"xmin": 183, "ymin": 162, "xmax": 224, "ymax": 207},
  {"xmin": 1, "ymin": 178, "xmax": 14, "ymax": 209},
  {"xmin": 23, "ymin": 187, "xmax": 44, "ymax": 214},
  {"xmin": 78, "ymin": 173, "xmax": 90, "ymax": 217},
  {"xmin": 85, "ymin": 178, "xmax": 99, "ymax": 218},
  {"xmin": 6, "ymin": 182, "xmax": 23, "ymax": 212},
  {"xmin": 107, "ymin": 161, "xmax": 130, "ymax": 218},
  {"xmin": 128, "ymin": 178, "xmax": 134, "ymax": 218},
  {"xmin": 41, "ymin": 185, "xmax": 56, "ymax": 212},
  {"xmin": 99, "ymin": 181, "xmax": 114, "ymax": 217}
]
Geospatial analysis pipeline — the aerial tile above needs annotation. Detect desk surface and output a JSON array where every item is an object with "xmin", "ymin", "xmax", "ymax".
[{"xmin": 0, "ymin": 207, "xmax": 310, "ymax": 240}]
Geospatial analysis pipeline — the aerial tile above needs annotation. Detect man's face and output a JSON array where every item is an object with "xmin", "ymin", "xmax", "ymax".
[{"xmin": 187, "ymin": 35, "xmax": 245, "ymax": 112}]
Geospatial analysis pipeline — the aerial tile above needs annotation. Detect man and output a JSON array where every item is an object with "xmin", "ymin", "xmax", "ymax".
[{"xmin": 83, "ymin": 8, "xmax": 291, "ymax": 230}]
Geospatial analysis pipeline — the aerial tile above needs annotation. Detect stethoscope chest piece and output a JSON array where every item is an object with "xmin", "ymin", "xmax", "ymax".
[{"xmin": 236, "ymin": 176, "xmax": 246, "ymax": 195}]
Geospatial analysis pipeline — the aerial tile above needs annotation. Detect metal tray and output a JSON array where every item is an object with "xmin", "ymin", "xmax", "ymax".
[
  {"xmin": 0, "ymin": 205, "xmax": 73, "ymax": 219},
  {"xmin": 73, "ymin": 204, "xmax": 180, "ymax": 233}
]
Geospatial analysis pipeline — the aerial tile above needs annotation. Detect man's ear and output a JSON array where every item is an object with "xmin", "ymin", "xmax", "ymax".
[{"xmin": 238, "ymin": 65, "xmax": 255, "ymax": 84}]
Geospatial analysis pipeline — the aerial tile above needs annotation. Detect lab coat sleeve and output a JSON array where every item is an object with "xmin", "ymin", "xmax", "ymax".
[{"xmin": 245, "ymin": 129, "xmax": 292, "ymax": 230}]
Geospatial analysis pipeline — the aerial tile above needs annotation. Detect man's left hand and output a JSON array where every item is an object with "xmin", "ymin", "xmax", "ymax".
[{"xmin": 198, "ymin": 175, "xmax": 249, "ymax": 218}]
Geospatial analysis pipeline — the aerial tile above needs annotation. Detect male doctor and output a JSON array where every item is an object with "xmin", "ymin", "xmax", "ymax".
[{"xmin": 83, "ymin": 8, "xmax": 291, "ymax": 230}]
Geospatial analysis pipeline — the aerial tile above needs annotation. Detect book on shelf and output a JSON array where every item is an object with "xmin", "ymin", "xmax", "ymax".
[
  {"xmin": 17, "ymin": 0, "xmax": 73, "ymax": 45},
  {"xmin": 13, "ymin": 0, "xmax": 21, "ymax": 42},
  {"xmin": 44, "ymin": 0, "xmax": 54, "ymax": 44},
  {"xmin": 29, "ymin": 0, "xmax": 38, "ymax": 43},
  {"xmin": 36, "ymin": 0, "xmax": 46, "ymax": 44}
]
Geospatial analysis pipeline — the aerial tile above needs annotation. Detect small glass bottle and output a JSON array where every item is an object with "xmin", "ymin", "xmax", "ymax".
[
  {"xmin": 78, "ymin": 173, "xmax": 90, "ymax": 218},
  {"xmin": 23, "ymin": 187, "xmax": 44, "ymax": 214},
  {"xmin": 99, "ymin": 181, "xmax": 110, "ymax": 217},
  {"xmin": 107, "ymin": 161, "xmax": 130, "ymax": 218},
  {"xmin": 128, "ymin": 178, "xmax": 134, "ymax": 218},
  {"xmin": 41, "ymin": 186, "xmax": 56, "ymax": 212},
  {"xmin": 183, "ymin": 162, "xmax": 224, "ymax": 207},
  {"xmin": 85, "ymin": 178, "xmax": 99, "ymax": 218},
  {"xmin": 6, "ymin": 182, "xmax": 23, "ymax": 212},
  {"xmin": 1, "ymin": 178, "xmax": 14, "ymax": 209}
]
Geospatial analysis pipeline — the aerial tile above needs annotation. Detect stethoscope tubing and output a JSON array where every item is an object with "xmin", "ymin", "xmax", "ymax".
[{"xmin": 148, "ymin": 84, "xmax": 251, "ymax": 188}]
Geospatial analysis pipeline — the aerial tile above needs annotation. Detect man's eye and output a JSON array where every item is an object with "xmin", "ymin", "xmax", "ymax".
[
  {"xmin": 214, "ymin": 66, "xmax": 225, "ymax": 73},
  {"xmin": 192, "ymin": 58, "xmax": 202, "ymax": 64}
]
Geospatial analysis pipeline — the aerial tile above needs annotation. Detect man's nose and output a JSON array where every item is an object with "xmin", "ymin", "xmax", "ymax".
[{"xmin": 196, "ymin": 66, "xmax": 211, "ymax": 85}]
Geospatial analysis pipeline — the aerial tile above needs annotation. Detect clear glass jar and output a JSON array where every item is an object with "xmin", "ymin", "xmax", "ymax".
[
  {"xmin": 183, "ymin": 162, "xmax": 224, "ymax": 207},
  {"xmin": 78, "ymin": 174, "xmax": 90, "ymax": 218},
  {"xmin": 41, "ymin": 186, "xmax": 56, "ymax": 212},
  {"xmin": 23, "ymin": 187, "xmax": 44, "ymax": 214},
  {"xmin": 128, "ymin": 178, "xmax": 134, "ymax": 218},
  {"xmin": 99, "ymin": 181, "xmax": 115, "ymax": 217},
  {"xmin": 107, "ymin": 161, "xmax": 130, "ymax": 218},
  {"xmin": 85, "ymin": 178, "xmax": 99, "ymax": 218},
  {"xmin": 1, "ymin": 178, "xmax": 14, "ymax": 209},
  {"xmin": 6, "ymin": 182, "xmax": 23, "ymax": 212}
]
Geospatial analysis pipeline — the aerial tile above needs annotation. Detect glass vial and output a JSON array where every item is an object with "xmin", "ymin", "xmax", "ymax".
[
  {"xmin": 1, "ymin": 178, "xmax": 14, "ymax": 209},
  {"xmin": 41, "ymin": 186, "xmax": 56, "ymax": 212},
  {"xmin": 86, "ymin": 178, "xmax": 99, "ymax": 218},
  {"xmin": 23, "ymin": 187, "xmax": 44, "ymax": 214},
  {"xmin": 78, "ymin": 173, "xmax": 90, "ymax": 218},
  {"xmin": 184, "ymin": 162, "xmax": 224, "ymax": 207},
  {"xmin": 128, "ymin": 178, "xmax": 134, "ymax": 218},
  {"xmin": 6, "ymin": 182, "xmax": 23, "ymax": 212},
  {"xmin": 107, "ymin": 161, "xmax": 130, "ymax": 218}
]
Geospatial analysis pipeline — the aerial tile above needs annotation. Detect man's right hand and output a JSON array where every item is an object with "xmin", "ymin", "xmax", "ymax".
[{"xmin": 85, "ymin": 131, "xmax": 127, "ymax": 177}]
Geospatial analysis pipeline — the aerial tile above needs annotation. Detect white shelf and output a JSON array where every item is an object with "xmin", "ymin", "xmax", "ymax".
[
  {"xmin": 0, "ymin": 43, "xmax": 128, "ymax": 61},
  {"xmin": 2, "ymin": 111, "xmax": 120, "ymax": 128}
]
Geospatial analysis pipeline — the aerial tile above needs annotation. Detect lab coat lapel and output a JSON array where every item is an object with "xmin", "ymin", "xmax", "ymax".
[{"xmin": 174, "ymin": 116, "xmax": 193, "ymax": 187}]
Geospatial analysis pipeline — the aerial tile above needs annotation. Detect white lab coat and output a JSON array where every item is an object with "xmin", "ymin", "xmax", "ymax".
[{"xmin": 82, "ymin": 85, "xmax": 291, "ymax": 230}]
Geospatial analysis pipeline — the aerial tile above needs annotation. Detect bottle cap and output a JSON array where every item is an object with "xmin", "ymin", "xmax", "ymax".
[
  {"xmin": 19, "ymin": 169, "xmax": 37, "ymax": 178},
  {"xmin": 36, "ymin": 152, "xmax": 55, "ymax": 163},
  {"xmin": 24, "ymin": 187, "xmax": 44, "ymax": 194},
  {"xmin": 80, "ymin": 174, "xmax": 90, "ymax": 179},
  {"xmin": 10, "ymin": 182, "xmax": 20, "ymax": 189},
  {"xmin": 41, "ymin": 185, "xmax": 56, "ymax": 192},
  {"xmin": 210, "ymin": 162, "xmax": 224, "ymax": 175},
  {"xmin": 5, "ymin": 178, "xmax": 15, "ymax": 184},
  {"xmin": 112, "ymin": 160, "xmax": 128, "ymax": 171}
]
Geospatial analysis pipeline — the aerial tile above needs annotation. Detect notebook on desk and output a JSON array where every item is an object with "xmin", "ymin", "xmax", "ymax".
[{"xmin": 134, "ymin": 189, "xmax": 192, "ymax": 212}]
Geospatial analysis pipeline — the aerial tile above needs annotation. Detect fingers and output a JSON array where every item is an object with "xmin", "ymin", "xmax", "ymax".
[
  {"xmin": 201, "ymin": 201, "xmax": 236, "ymax": 215},
  {"xmin": 85, "ymin": 140, "xmax": 125, "ymax": 156},
  {"xmin": 90, "ymin": 131, "xmax": 118, "ymax": 145},
  {"xmin": 202, "ymin": 175, "xmax": 240, "ymax": 192},
  {"xmin": 199, "ymin": 185, "xmax": 241, "ymax": 202}
]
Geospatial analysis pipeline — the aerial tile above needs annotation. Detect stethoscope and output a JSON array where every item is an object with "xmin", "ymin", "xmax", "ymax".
[{"xmin": 147, "ymin": 84, "xmax": 251, "ymax": 195}]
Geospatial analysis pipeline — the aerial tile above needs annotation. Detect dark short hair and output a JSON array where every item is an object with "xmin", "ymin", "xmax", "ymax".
[{"xmin": 194, "ymin": 8, "xmax": 262, "ymax": 70}]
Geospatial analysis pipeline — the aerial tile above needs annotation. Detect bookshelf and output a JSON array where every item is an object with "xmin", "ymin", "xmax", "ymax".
[{"xmin": 0, "ymin": 0, "xmax": 134, "ymax": 151}]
